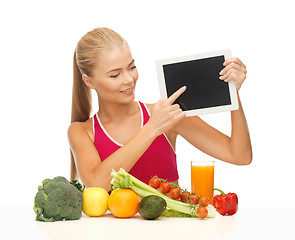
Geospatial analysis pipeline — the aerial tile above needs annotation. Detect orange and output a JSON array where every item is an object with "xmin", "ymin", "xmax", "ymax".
[{"xmin": 108, "ymin": 189, "xmax": 140, "ymax": 218}]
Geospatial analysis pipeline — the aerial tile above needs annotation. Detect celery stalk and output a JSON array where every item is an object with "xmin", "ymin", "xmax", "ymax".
[{"xmin": 111, "ymin": 168, "xmax": 216, "ymax": 218}]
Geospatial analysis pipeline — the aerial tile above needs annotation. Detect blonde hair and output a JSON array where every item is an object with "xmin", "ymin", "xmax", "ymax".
[{"xmin": 71, "ymin": 28, "xmax": 128, "ymax": 180}]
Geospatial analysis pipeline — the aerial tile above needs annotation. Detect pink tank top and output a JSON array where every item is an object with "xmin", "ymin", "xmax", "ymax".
[{"xmin": 92, "ymin": 101, "xmax": 179, "ymax": 184}]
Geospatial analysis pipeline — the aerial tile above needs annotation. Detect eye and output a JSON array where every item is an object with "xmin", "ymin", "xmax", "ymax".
[
  {"xmin": 130, "ymin": 65, "xmax": 137, "ymax": 70},
  {"xmin": 110, "ymin": 73, "xmax": 120, "ymax": 78}
]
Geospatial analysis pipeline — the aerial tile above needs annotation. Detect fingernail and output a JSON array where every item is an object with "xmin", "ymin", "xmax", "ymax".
[{"xmin": 219, "ymin": 70, "xmax": 224, "ymax": 75}]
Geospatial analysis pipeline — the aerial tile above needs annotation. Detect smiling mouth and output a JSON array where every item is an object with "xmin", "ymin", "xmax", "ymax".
[{"xmin": 120, "ymin": 87, "xmax": 134, "ymax": 94}]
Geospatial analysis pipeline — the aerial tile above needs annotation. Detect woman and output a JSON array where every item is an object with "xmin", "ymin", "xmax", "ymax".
[{"xmin": 68, "ymin": 27, "xmax": 252, "ymax": 192}]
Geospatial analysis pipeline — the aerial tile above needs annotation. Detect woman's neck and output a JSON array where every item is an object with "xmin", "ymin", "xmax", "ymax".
[{"xmin": 97, "ymin": 100, "xmax": 138, "ymax": 123}]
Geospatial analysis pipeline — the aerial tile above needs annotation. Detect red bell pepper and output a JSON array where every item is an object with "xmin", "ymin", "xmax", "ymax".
[{"xmin": 211, "ymin": 188, "xmax": 238, "ymax": 216}]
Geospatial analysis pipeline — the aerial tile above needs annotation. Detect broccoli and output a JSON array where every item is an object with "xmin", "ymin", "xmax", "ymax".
[
  {"xmin": 70, "ymin": 179, "xmax": 85, "ymax": 193},
  {"xmin": 33, "ymin": 176, "xmax": 83, "ymax": 222}
]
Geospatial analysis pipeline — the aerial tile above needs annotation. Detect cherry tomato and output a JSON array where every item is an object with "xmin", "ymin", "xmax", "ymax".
[
  {"xmin": 199, "ymin": 197, "xmax": 210, "ymax": 207},
  {"xmin": 149, "ymin": 177, "xmax": 161, "ymax": 189},
  {"xmin": 197, "ymin": 207, "xmax": 208, "ymax": 219},
  {"xmin": 159, "ymin": 182, "xmax": 172, "ymax": 194},
  {"xmin": 169, "ymin": 188, "xmax": 181, "ymax": 199},
  {"xmin": 180, "ymin": 192, "xmax": 190, "ymax": 202},
  {"xmin": 189, "ymin": 194, "xmax": 199, "ymax": 205}
]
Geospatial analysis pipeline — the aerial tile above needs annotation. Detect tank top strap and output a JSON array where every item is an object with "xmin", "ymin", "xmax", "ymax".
[
  {"xmin": 138, "ymin": 101, "xmax": 150, "ymax": 125},
  {"xmin": 92, "ymin": 114, "xmax": 104, "ymax": 144}
]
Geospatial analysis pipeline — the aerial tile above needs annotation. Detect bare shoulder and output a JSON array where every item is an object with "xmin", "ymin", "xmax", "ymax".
[
  {"xmin": 68, "ymin": 118, "xmax": 93, "ymax": 142},
  {"xmin": 68, "ymin": 121, "xmax": 84, "ymax": 134},
  {"xmin": 67, "ymin": 122, "xmax": 86, "ymax": 141}
]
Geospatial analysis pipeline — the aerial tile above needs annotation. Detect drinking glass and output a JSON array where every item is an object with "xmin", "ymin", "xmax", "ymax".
[{"xmin": 191, "ymin": 160, "xmax": 214, "ymax": 203}]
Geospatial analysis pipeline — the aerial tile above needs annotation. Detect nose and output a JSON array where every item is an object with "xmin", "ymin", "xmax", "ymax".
[{"xmin": 123, "ymin": 71, "xmax": 134, "ymax": 85}]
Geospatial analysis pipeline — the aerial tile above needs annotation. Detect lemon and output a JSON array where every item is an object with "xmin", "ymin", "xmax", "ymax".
[{"xmin": 82, "ymin": 187, "xmax": 109, "ymax": 217}]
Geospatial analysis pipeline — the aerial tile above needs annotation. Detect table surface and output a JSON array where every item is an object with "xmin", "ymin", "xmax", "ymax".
[{"xmin": 1, "ymin": 205, "xmax": 294, "ymax": 240}]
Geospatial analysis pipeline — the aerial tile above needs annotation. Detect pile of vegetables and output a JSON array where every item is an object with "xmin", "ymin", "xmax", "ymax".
[
  {"xmin": 34, "ymin": 169, "xmax": 241, "ymax": 222},
  {"xmin": 111, "ymin": 168, "xmax": 216, "ymax": 219}
]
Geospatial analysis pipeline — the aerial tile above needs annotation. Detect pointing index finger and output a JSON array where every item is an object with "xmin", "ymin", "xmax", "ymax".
[{"xmin": 168, "ymin": 86, "xmax": 186, "ymax": 104}]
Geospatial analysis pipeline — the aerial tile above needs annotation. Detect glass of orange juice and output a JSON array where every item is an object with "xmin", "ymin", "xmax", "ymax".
[{"xmin": 191, "ymin": 160, "xmax": 214, "ymax": 203}]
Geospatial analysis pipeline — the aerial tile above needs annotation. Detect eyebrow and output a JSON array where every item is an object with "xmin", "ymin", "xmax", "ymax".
[{"xmin": 106, "ymin": 59, "xmax": 135, "ymax": 74}]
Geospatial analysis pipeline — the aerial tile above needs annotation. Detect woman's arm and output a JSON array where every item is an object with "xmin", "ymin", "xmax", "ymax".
[
  {"xmin": 68, "ymin": 87, "xmax": 186, "ymax": 191},
  {"xmin": 229, "ymin": 94, "xmax": 252, "ymax": 164},
  {"xmin": 174, "ymin": 57, "xmax": 252, "ymax": 165},
  {"xmin": 68, "ymin": 121, "xmax": 156, "ymax": 191},
  {"xmin": 175, "ymin": 95, "xmax": 252, "ymax": 165}
]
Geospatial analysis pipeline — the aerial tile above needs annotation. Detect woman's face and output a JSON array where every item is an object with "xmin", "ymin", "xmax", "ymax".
[{"xmin": 88, "ymin": 46, "xmax": 138, "ymax": 105}]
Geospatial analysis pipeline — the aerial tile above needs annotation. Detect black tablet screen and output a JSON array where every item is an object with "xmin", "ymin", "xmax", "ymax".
[{"xmin": 163, "ymin": 55, "xmax": 231, "ymax": 111}]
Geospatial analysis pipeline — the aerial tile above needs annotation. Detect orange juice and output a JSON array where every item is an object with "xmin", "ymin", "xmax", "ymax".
[{"xmin": 191, "ymin": 161, "xmax": 214, "ymax": 203}]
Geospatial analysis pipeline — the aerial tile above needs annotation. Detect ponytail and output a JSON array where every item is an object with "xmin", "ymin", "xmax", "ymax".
[{"xmin": 70, "ymin": 52, "xmax": 92, "ymax": 181}]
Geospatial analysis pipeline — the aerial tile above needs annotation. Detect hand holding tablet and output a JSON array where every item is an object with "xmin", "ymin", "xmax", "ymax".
[
  {"xmin": 220, "ymin": 57, "xmax": 247, "ymax": 91},
  {"xmin": 156, "ymin": 49, "xmax": 239, "ymax": 116}
]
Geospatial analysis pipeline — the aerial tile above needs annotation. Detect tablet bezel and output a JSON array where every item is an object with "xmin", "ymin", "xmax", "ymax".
[{"xmin": 156, "ymin": 49, "xmax": 239, "ymax": 116}]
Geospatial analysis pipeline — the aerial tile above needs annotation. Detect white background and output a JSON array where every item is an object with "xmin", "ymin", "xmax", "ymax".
[{"xmin": 1, "ymin": 0, "xmax": 294, "ymax": 209}]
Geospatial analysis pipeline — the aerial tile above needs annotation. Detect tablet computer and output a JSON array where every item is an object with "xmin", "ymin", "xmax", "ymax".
[{"xmin": 156, "ymin": 49, "xmax": 239, "ymax": 116}]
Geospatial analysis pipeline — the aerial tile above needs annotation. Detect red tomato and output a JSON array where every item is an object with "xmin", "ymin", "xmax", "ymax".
[
  {"xmin": 149, "ymin": 177, "xmax": 161, "ymax": 189},
  {"xmin": 169, "ymin": 188, "xmax": 181, "ymax": 199},
  {"xmin": 197, "ymin": 207, "xmax": 208, "ymax": 219},
  {"xmin": 180, "ymin": 192, "xmax": 190, "ymax": 202},
  {"xmin": 159, "ymin": 182, "xmax": 172, "ymax": 194},
  {"xmin": 189, "ymin": 194, "xmax": 199, "ymax": 205},
  {"xmin": 199, "ymin": 197, "xmax": 210, "ymax": 207}
]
